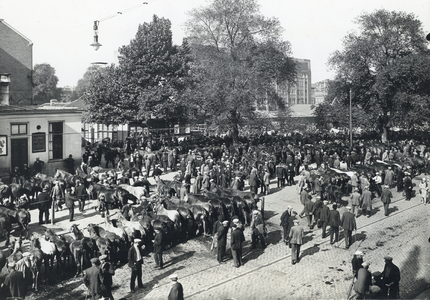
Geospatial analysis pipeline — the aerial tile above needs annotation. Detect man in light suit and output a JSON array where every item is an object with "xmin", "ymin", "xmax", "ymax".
[
  {"xmin": 127, "ymin": 238, "xmax": 145, "ymax": 292},
  {"xmin": 288, "ymin": 219, "xmax": 304, "ymax": 264}
]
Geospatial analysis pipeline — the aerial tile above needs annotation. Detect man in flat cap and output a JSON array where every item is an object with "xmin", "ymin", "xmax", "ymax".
[
  {"xmin": 37, "ymin": 185, "xmax": 52, "ymax": 224},
  {"xmin": 381, "ymin": 185, "xmax": 393, "ymax": 216},
  {"xmin": 168, "ymin": 274, "xmax": 184, "ymax": 300},
  {"xmin": 328, "ymin": 204, "xmax": 340, "ymax": 246},
  {"xmin": 354, "ymin": 261, "xmax": 372, "ymax": 299},
  {"xmin": 153, "ymin": 228, "xmax": 164, "ymax": 269},
  {"xmin": 250, "ymin": 210, "xmax": 266, "ymax": 249},
  {"xmin": 83, "ymin": 258, "xmax": 102, "ymax": 300},
  {"xmin": 99, "ymin": 254, "xmax": 115, "ymax": 300},
  {"xmin": 340, "ymin": 207, "xmax": 357, "ymax": 249},
  {"xmin": 403, "ymin": 172, "xmax": 413, "ymax": 201},
  {"xmin": 231, "ymin": 221, "xmax": 245, "ymax": 268},
  {"xmin": 350, "ymin": 187, "xmax": 361, "ymax": 217},
  {"xmin": 319, "ymin": 200, "xmax": 330, "ymax": 238},
  {"xmin": 288, "ymin": 219, "xmax": 304, "ymax": 265},
  {"xmin": 381, "ymin": 256, "xmax": 400, "ymax": 299},
  {"xmin": 351, "ymin": 250, "xmax": 364, "ymax": 278},
  {"xmin": 127, "ymin": 238, "xmax": 145, "ymax": 292},
  {"xmin": 217, "ymin": 220, "xmax": 230, "ymax": 263},
  {"xmin": 2, "ymin": 261, "xmax": 26, "ymax": 299},
  {"xmin": 280, "ymin": 206, "xmax": 293, "ymax": 243}
]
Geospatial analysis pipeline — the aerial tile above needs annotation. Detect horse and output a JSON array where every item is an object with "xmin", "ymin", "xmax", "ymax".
[
  {"xmin": 153, "ymin": 201, "xmax": 181, "ymax": 230},
  {"xmin": 69, "ymin": 224, "xmax": 98, "ymax": 268},
  {"xmin": 31, "ymin": 232, "xmax": 56, "ymax": 277},
  {"xmin": 0, "ymin": 206, "xmax": 30, "ymax": 240},
  {"xmin": 44, "ymin": 229, "xmax": 70, "ymax": 271},
  {"xmin": 85, "ymin": 225, "xmax": 111, "ymax": 260},
  {"xmin": 156, "ymin": 179, "xmax": 182, "ymax": 197},
  {"xmin": 116, "ymin": 213, "xmax": 147, "ymax": 245},
  {"xmin": 86, "ymin": 222, "xmax": 123, "ymax": 265}
]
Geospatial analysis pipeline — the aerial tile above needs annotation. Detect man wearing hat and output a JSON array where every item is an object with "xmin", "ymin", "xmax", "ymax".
[
  {"xmin": 76, "ymin": 179, "xmax": 88, "ymax": 213},
  {"xmin": 288, "ymin": 219, "xmax": 304, "ymax": 264},
  {"xmin": 250, "ymin": 210, "xmax": 266, "ymax": 249},
  {"xmin": 127, "ymin": 238, "xmax": 145, "ymax": 292},
  {"xmin": 403, "ymin": 172, "xmax": 413, "ymax": 201},
  {"xmin": 360, "ymin": 186, "xmax": 373, "ymax": 218},
  {"xmin": 340, "ymin": 207, "xmax": 357, "ymax": 249},
  {"xmin": 354, "ymin": 261, "xmax": 372, "ymax": 299},
  {"xmin": 351, "ymin": 250, "xmax": 364, "ymax": 278},
  {"xmin": 381, "ymin": 256, "xmax": 400, "ymax": 299},
  {"xmin": 51, "ymin": 180, "xmax": 64, "ymax": 212},
  {"xmin": 280, "ymin": 206, "xmax": 293, "ymax": 243},
  {"xmin": 153, "ymin": 228, "xmax": 164, "ymax": 269},
  {"xmin": 217, "ymin": 220, "xmax": 230, "ymax": 263},
  {"xmin": 83, "ymin": 258, "xmax": 102, "ymax": 300},
  {"xmin": 384, "ymin": 166, "xmax": 395, "ymax": 188},
  {"xmin": 380, "ymin": 185, "xmax": 393, "ymax": 216},
  {"xmin": 99, "ymin": 254, "xmax": 115, "ymax": 300},
  {"xmin": 1, "ymin": 261, "xmax": 26, "ymax": 298},
  {"xmin": 373, "ymin": 172, "xmax": 382, "ymax": 197},
  {"xmin": 299, "ymin": 196, "xmax": 315, "ymax": 229},
  {"xmin": 168, "ymin": 274, "xmax": 184, "ymax": 300},
  {"xmin": 396, "ymin": 167, "xmax": 405, "ymax": 192},
  {"xmin": 37, "ymin": 185, "xmax": 52, "ymax": 224},
  {"xmin": 300, "ymin": 186, "xmax": 309, "ymax": 206},
  {"xmin": 319, "ymin": 200, "xmax": 330, "ymax": 238},
  {"xmin": 231, "ymin": 220, "xmax": 245, "ymax": 267},
  {"xmin": 350, "ymin": 188, "xmax": 361, "ymax": 218},
  {"xmin": 65, "ymin": 187, "xmax": 77, "ymax": 222},
  {"xmin": 328, "ymin": 204, "xmax": 340, "ymax": 245}
]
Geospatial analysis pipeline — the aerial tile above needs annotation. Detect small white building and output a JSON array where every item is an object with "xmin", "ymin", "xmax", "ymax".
[{"xmin": 0, "ymin": 102, "xmax": 82, "ymax": 181}]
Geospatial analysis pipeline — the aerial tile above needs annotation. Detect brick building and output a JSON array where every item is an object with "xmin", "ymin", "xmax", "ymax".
[{"xmin": 0, "ymin": 19, "xmax": 33, "ymax": 105}]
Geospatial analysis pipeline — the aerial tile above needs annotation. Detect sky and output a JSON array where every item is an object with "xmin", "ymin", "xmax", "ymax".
[{"xmin": 1, "ymin": 0, "xmax": 429, "ymax": 87}]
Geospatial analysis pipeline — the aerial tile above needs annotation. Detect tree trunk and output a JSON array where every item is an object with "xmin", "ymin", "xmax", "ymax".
[
  {"xmin": 231, "ymin": 123, "xmax": 239, "ymax": 144},
  {"xmin": 381, "ymin": 126, "xmax": 388, "ymax": 143}
]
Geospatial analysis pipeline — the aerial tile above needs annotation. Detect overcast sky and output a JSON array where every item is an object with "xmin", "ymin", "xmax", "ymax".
[{"xmin": 1, "ymin": 0, "xmax": 429, "ymax": 87}]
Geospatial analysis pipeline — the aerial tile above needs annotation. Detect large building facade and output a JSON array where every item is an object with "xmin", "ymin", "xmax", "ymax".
[
  {"xmin": 312, "ymin": 79, "xmax": 330, "ymax": 105},
  {"xmin": 0, "ymin": 20, "xmax": 33, "ymax": 105}
]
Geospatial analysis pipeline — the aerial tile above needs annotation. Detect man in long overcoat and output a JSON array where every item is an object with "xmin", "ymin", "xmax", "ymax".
[
  {"xmin": 230, "ymin": 222, "xmax": 245, "ymax": 267},
  {"xmin": 340, "ymin": 207, "xmax": 356, "ymax": 249},
  {"xmin": 288, "ymin": 220, "xmax": 304, "ymax": 264},
  {"xmin": 360, "ymin": 186, "xmax": 373, "ymax": 218},
  {"xmin": 328, "ymin": 204, "xmax": 340, "ymax": 245},
  {"xmin": 381, "ymin": 185, "xmax": 393, "ymax": 216},
  {"xmin": 319, "ymin": 200, "xmax": 330, "ymax": 238},
  {"xmin": 381, "ymin": 256, "xmax": 401, "ymax": 299},
  {"xmin": 217, "ymin": 220, "xmax": 229, "ymax": 263},
  {"xmin": 83, "ymin": 258, "xmax": 102, "ymax": 300}
]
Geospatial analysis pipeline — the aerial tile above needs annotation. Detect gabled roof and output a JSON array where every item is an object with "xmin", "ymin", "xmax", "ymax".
[{"xmin": 0, "ymin": 19, "xmax": 32, "ymax": 45}]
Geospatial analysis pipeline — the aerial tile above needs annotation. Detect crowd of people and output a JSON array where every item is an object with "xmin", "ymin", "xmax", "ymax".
[{"xmin": 3, "ymin": 131, "xmax": 429, "ymax": 299}]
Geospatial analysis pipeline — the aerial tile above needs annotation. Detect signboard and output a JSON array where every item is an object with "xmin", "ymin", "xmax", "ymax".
[
  {"xmin": 0, "ymin": 135, "xmax": 7, "ymax": 156},
  {"xmin": 32, "ymin": 132, "xmax": 46, "ymax": 153}
]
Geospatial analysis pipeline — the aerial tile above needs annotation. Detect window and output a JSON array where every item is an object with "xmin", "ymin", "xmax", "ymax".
[
  {"xmin": 11, "ymin": 124, "xmax": 27, "ymax": 135},
  {"xmin": 49, "ymin": 122, "xmax": 63, "ymax": 160}
]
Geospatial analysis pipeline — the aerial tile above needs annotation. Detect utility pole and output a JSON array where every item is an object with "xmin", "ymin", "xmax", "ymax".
[{"xmin": 349, "ymin": 88, "xmax": 353, "ymax": 149}]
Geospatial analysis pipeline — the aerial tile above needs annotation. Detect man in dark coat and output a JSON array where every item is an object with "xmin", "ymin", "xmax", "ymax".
[
  {"xmin": 250, "ymin": 210, "xmax": 266, "ymax": 249},
  {"xmin": 153, "ymin": 228, "xmax": 164, "ymax": 269},
  {"xmin": 76, "ymin": 180, "xmax": 88, "ymax": 213},
  {"xmin": 288, "ymin": 219, "xmax": 304, "ymax": 264},
  {"xmin": 340, "ymin": 207, "xmax": 356, "ymax": 249},
  {"xmin": 354, "ymin": 261, "xmax": 372, "ymax": 299},
  {"xmin": 300, "ymin": 187, "xmax": 310, "ymax": 206},
  {"xmin": 168, "ymin": 274, "xmax": 184, "ymax": 300},
  {"xmin": 127, "ymin": 238, "xmax": 145, "ymax": 292},
  {"xmin": 381, "ymin": 256, "xmax": 401, "ymax": 299},
  {"xmin": 396, "ymin": 168, "xmax": 405, "ymax": 192},
  {"xmin": 83, "ymin": 258, "xmax": 102, "ymax": 300},
  {"xmin": 217, "ymin": 220, "xmax": 229, "ymax": 263},
  {"xmin": 231, "ymin": 222, "xmax": 245, "ymax": 267},
  {"xmin": 33, "ymin": 157, "xmax": 45, "ymax": 175},
  {"xmin": 276, "ymin": 163, "xmax": 286, "ymax": 188},
  {"xmin": 403, "ymin": 173, "xmax": 413, "ymax": 201},
  {"xmin": 351, "ymin": 250, "xmax": 364, "ymax": 278},
  {"xmin": 280, "ymin": 206, "xmax": 293, "ymax": 243},
  {"xmin": 328, "ymin": 204, "xmax": 340, "ymax": 245},
  {"xmin": 319, "ymin": 200, "xmax": 330, "ymax": 238},
  {"xmin": 64, "ymin": 187, "xmax": 76, "ymax": 222},
  {"xmin": 37, "ymin": 186, "xmax": 51, "ymax": 224},
  {"xmin": 286, "ymin": 163, "xmax": 295, "ymax": 186},
  {"xmin": 2, "ymin": 262, "xmax": 26, "ymax": 299},
  {"xmin": 381, "ymin": 185, "xmax": 393, "ymax": 216},
  {"xmin": 64, "ymin": 154, "xmax": 75, "ymax": 174},
  {"xmin": 300, "ymin": 197, "xmax": 315, "ymax": 228},
  {"xmin": 99, "ymin": 254, "xmax": 115, "ymax": 300}
]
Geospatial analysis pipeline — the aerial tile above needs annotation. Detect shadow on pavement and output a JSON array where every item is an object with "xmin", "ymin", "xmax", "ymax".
[
  {"xmin": 300, "ymin": 243, "xmax": 321, "ymax": 260},
  {"xmin": 399, "ymin": 245, "xmax": 428, "ymax": 299},
  {"xmin": 163, "ymin": 250, "xmax": 196, "ymax": 268}
]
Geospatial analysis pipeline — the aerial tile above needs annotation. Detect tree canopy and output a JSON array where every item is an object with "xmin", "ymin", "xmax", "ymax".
[
  {"xmin": 84, "ymin": 15, "xmax": 194, "ymax": 125},
  {"xmin": 33, "ymin": 63, "xmax": 61, "ymax": 104},
  {"xmin": 326, "ymin": 9, "xmax": 430, "ymax": 142},
  {"xmin": 185, "ymin": 0, "xmax": 296, "ymax": 140}
]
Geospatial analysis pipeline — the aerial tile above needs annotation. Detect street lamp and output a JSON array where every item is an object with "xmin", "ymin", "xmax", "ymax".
[{"xmin": 90, "ymin": 20, "xmax": 102, "ymax": 51}]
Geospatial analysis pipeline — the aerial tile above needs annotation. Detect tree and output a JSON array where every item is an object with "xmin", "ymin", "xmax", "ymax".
[
  {"xmin": 33, "ymin": 63, "xmax": 60, "ymax": 104},
  {"xmin": 328, "ymin": 9, "xmax": 430, "ymax": 142},
  {"xmin": 185, "ymin": 0, "xmax": 296, "ymax": 141},
  {"xmin": 73, "ymin": 65, "xmax": 106, "ymax": 100},
  {"xmin": 84, "ymin": 15, "xmax": 194, "ymax": 125}
]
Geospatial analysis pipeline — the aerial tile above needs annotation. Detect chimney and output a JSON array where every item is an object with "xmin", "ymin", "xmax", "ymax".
[{"xmin": 0, "ymin": 73, "xmax": 11, "ymax": 106}]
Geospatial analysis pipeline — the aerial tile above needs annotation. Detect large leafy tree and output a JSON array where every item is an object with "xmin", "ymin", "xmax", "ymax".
[
  {"xmin": 33, "ymin": 63, "xmax": 61, "ymax": 104},
  {"xmin": 185, "ymin": 0, "xmax": 296, "ymax": 141},
  {"xmin": 84, "ymin": 15, "xmax": 193, "ymax": 125},
  {"xmin": 328, "ymin": 9, "xmax": 430, "ymax": 142}
]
